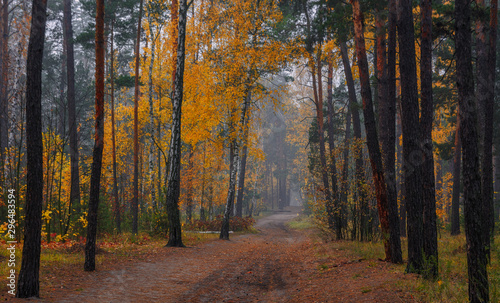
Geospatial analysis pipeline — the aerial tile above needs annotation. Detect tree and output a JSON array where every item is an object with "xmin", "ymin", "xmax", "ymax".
[
  {"xmin": 376, "ymin": 1, "xmax": 402, "ymax": 263},
  {"xmin": 165, "ymin": 0, "xmax": 187, "ymax": 247},
  {"xmin": 455, "ymin": 0, "xmax": 489, "ymax": 299},
  {"xmin": 450, "ymin": 111, "xmax": 461, "ymax": 235},
  {"xmin": 350, "ymin": 0, "xmax": 392, "ymax": 261},
  {"xmin": 84, "ymin": 0, "xmax": 105, "ymax": 271},
  {"xmin": 16, "ymin": 0, "xmax": 48, "ymax": 297},
  {"xmin": 420, "ymin": 0, "xmax": 438, "ymax": 278},
  {"xmin": 398, "ymin": 0, "xmax": 423, "ymax": 274},
  {"xmin": 63, "ymin": 0, "xmax": 81, "ymax": 233},
  {"xmin": 0, "ymin": 0, "xmax": 8, "ymax": 183},
  {"xmin": 132, "ymin": 0, "xmax": 144, "ymax": 235}
]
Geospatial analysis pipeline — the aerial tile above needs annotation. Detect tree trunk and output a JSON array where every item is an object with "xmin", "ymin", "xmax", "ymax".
[
  {"xmin": 110, "ymin": 21, "xmax": 120, "ymax": 233},
  {"xmin": 16, "ymin": 0, "xmax": 47, "ymax": 297},
  {"xmin": 185, "ymin": 145, "xmax": 194, "ymax": 224},
  {"xmin": 236, "ymin": 90, "xmax": 252, "ymax": 217},
  {"xmin": 398, "ymin": 0, "xmax": 424, "ymax": 274},
  {"xmin": 148, "ymin": 27, "xmax": 157, "ymax": 210},
  {"xmin": 455, "ymin": 0, "xmax": 489, "ymax": 300},
  {"xmin": 420, "ymin": 0, "xmax": 438, "ymax": 278},
  {"xmin": 326, "ymin": 59, "xmax": 342, "ymax": 239},
  {"xmin": 487, "ymin": 0, "xmax": 498, "ymax": 240},
  {"xmin": 477, "ymin": 0, "xmax": 498, "ymax": 259},
  {"xmin": 450, "ymin": 112, "xmax": 461, "ymax": 235},
  {"xmin": 170, "ymin": 0, "xmax": 179, "ymax": 101},
  {"xmin": 311, "ymin": 47, "xmax": 335, "ymax": 230},
  {"xmin": 350, "ymin": 0, "xmax": 391, "ymax": 260},
  {"xmin": 84, "ymin": 0, "xmax": 105, "ymax": 272},
  {"xmin": 132, "ymin": 0, "xmax": 144, "ymax": 235},
  {"xmin": 165, "ymin": 0, "xmax": 187, "ymax": 247},
  {"xmin": 376, "ymin": 7, "xmax": 403, "ymax": 264},
  {"xmin": 0, "ymin": 0, "xmax": 8, "ymax": 169},
  {"xmin": 64, "ymin": 0, "xmax": 81, "ymax": 226},
  {"xmin": 221, "ymin": 140, "xmax": 238, "ymax": 239},
  {"xmin": 339, "ymin": 41, "xmax": 366, "ymax": 241}
]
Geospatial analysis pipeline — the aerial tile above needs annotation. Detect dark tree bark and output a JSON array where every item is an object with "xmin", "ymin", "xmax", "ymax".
[
  {"xmin": 455, "ymin": 0, "xmax": 489, "ymax": 300},
  {"xmin": 420, "ymin": 0, "xmax": 438, "ymax": 278},
  {"xmin": 16, "ymin": 0, "xmax": 47, "ymax": 297},
  {"xmin": 84, "ymin": 0, "xmax": 105, "ymax": 272},
  {"xmin": 132, "ymin": 0, "xmax": 144, "ymax": 235},
  {"xmin": 311, "ymin": 48, "xmax": 335, "ymax": 230},
  {"xmin": 477, "ymin": 0, "xmax": 498, "ymax": 258},
  {"xmin": 326, "ymin": 59, "xmax": 341, "ymax": 239},
  {"xmin": 0, "ymin": 0, "xmax": 8, "ymax": 167},
  {"xmin": 398, "ymin": 0, "xmax": 424, "ymax": 274},
  {"xmin": 165, "ymin": 0, "xmax": 187, "ymax": 247},
  {"xmin": 221, "ymin": 140, "xmax": 238, "ymax": 239},
  {"xmin": 339, "ymin": 41, "xmax": 367, "ymax": 241},
  {"xmin": 185, "ymin": 145, "xmax": 194, "ymax": 224},
  {"xmin": 450, "ymin": 111, "xmax": 461, "ymax": 235},
  {"xmin": 487, "ymin": 0, "xmax": 498, "ymax": 239},
  {"xmin": 377, "ymin": 6, "xmax": 402, "ymax": 264},
  {"xmin": 110, "ymin": 21, "xmax": 120, "ymax": 233},
  {"xmin": 63, "ymin": 0, "xmax": 81, "ymax": 227},
  {"xmin": 350, "ymin": 0, "xmax": 391, "ymax": 260},
  {"xmin": 236, "ymin": 90, "xmax": 252, "ymax": 217}
]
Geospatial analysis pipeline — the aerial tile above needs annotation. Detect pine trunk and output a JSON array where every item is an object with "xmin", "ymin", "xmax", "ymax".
[
  {"xmin": 450, "ymin": 112, "xmax": 461, "ymax": 235},
  {"xmin": 63, "ymin": 0, "xmax": 81, "ymax": 226},
  {"xmin": 132, "ymin": 0, "xmax": 143, "ymax": 235},
  {"xmin": 398, "ymin": 0, "xmax": 424, "ymax": 274},
  {"xmin": 350, "ymin": 0, "xmax": 391, "ymax": 260},
  {"xmin": 420, "ymin": 0, "xmax": 438, "ymax": 278},
  {"xmin": 455, "ymin": 0, "xmax": 489, "ymax": 299},
  {"xmin": 339, "ymin": 41, "xmax": 366, "ymax": 241},
  {"xmin": 110, "ymin": 21, "xmax": 120, "ymax": 233},
  {"xmin": 16, "ymin": 0, "xmax": 47, "ymax": 297},
  {"xmin": 377, "ymin": 7, "xmax": 402, "ymax": 263},
  {"xmin": 326, "ymin": 59, "xmax": 341, "ymax": 239},
  {"xmin": 84, "ymin": 0, "xmax": 105, "ymax": 272}
]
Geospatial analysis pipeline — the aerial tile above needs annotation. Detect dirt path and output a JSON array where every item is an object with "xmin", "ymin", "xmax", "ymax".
[{"xmin": 34, "ymin": 207, "xmax": 417, "ymax": 302}]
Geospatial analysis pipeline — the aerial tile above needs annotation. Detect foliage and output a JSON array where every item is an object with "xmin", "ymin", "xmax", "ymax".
[{"xmin": 184, "ymin": 216, "xmax": 256, "ymax": 232}]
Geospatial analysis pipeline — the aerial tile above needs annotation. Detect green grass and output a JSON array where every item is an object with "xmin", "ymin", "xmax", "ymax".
[
  {"xmin": 286, "ymin": 215, "xmax": 315, "ymax": 230},
  {"xmin": 328, "ymin": 232, "xmax": 499, "ymax": 303}
]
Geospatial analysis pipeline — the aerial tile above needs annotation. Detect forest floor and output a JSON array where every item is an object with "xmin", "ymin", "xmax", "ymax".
[{"xmin": 3, "ymin": 207, "xmax": 419, "ymax": 302}]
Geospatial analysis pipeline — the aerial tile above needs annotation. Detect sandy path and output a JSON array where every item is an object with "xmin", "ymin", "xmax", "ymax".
[{"xmin": 46, "ymin": 207, "xmax": 416, "ymax": 302}]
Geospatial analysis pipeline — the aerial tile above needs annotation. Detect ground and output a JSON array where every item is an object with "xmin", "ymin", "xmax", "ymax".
[{"xmin": 3, "ymin": 207, "xmax": 419, "ymax": 302}]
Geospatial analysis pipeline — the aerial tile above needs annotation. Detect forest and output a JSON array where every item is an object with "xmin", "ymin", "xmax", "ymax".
[{"xmin": 0, "ymin": 0, "xmax": 499, "ymax": 301}]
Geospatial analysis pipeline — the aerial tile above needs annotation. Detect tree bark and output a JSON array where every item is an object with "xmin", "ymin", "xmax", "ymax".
[
  {"xmin": 377, "ymin": 6, "xmax": 402, "ymax": 263},
  {"xmin": 63, "ymin": 0, "xmax": 81, "ymax": 227},
  {"xmin": 339, "ymin": 41, "xmax": 366, "ymax": 241},
  {"xmin": 0, "ymin": 0, "xmax": 8, "ymax": 167},
  {"xmin": 221, "ymin": 140, "xmax": 238, "ymax": 239},
  {"xmin": 350, "ymin": 0, "xmax": 391, "ymax": 259},
  {"xmin": 110, "ymin": 21, "xmax": 120, "ymax": 233},
  {"xmin": 185, "ymin": 145, "xmax": 194, "ymax": 224},
  {"xmin": 236, "ymin": 90, "xmax": 252, "ymax": 217},
  {"xmin": 16, "ymin": 0, "xmax": 47, "ymax": 297},
  {"xmin": 311, "ymin": 47, "xmax": 335, "ymax": 230},
  {"xmin": 455, "ymin": 0, "xmax": 489, "ymax": 299},
  {"xmin": 165, "ymin": 0, "xmax": 187, "ymax": 247},
  {"xmin": 84, "ymin": 0, "xmax": 105, "ymax": 272},
  {"xmin": 450, "ymin": 112, "xmax": 461, "ymax": 235},
  {"xmin": 398, "ymin": 0, "xmax": 424, "ymax": 274},
  {"xmin": 420, "ymin": 0, "xmax": 438, "ymax": 278},
  {"xmin": 133, "ymin": 0, "xmax": 144, "ymax": 235},
  {"xmin": 326, "ymin": 59, "xmax": 341, "ymax": 239}
]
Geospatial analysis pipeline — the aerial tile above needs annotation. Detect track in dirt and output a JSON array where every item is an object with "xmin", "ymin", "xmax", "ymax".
[{"xmin": 30, "ymin": 206, "xmax": 416, "ymax": 302}]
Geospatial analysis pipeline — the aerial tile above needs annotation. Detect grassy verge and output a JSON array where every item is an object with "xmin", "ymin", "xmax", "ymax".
[{"xmin": 286, "ymin": 217, "xmax": 499, "ymax": 302}]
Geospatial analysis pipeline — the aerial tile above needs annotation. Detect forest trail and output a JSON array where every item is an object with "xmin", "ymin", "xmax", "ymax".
[{"xmin": 37, "ymin": 207, "xmax": 416, "ymax": 302}]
